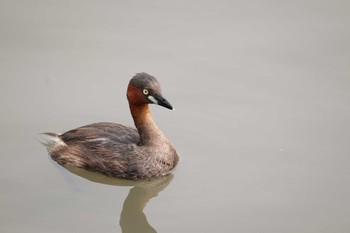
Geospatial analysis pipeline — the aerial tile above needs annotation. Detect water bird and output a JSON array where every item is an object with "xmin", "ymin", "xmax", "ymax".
[{"xmin": 40, "ymin": 73, "xmax": 179, "ymax": 179}]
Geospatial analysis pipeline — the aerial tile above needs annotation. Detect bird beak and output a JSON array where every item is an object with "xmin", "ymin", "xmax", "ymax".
[{"xmin": 148, "ymin": 94, "xmax": 174, "ymax": 110}]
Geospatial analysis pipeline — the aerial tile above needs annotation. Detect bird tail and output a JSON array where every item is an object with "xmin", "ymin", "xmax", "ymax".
[{"xmin": 38, "ymin": 132, "xmax": 65, "ymax": 152}]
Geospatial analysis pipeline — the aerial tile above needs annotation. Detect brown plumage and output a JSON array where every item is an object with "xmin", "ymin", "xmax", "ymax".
[{"xmin": 40, "ymin": 73, "xmax": 179, "ymax": 179}]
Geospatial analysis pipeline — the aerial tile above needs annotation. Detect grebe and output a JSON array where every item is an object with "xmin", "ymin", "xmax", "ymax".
[{"xmin": 40, "ymin": 73, "xmax": 179, "ymax": 179}]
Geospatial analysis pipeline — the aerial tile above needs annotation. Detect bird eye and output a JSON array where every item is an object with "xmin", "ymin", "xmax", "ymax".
[{"xmin": 143, "ymin": 89, "xmax": 149, "ymax": 95}]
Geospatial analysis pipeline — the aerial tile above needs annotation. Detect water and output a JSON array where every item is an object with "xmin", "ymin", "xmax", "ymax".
[{"xmin": 1, "ymin": 0, "xmax": 349, "ymax": 232}]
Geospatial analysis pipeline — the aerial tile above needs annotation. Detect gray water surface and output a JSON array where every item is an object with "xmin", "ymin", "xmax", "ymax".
[{"xmin": 1, "ymin": 1, "xmax": 350, "ymax": 232}]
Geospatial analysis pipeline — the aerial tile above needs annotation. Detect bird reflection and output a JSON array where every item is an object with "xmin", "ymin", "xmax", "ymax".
[{"xmin": 64, "ymin": 166, "xmax": 174, "ymax": 233}]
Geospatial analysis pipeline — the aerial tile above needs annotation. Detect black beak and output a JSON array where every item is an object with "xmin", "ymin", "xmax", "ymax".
[{"xmin": 151, "ymin": 94, "xmax": 173, "ymax": 110}]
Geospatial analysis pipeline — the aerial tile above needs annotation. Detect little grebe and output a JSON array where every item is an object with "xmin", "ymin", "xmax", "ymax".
[{"xmin": 41, "ymin": 73, "xmax": 179, "ymax": 179}]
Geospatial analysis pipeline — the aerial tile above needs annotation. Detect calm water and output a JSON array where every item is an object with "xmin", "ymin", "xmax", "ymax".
[{"xmin": 1, "ymin": 0, "xmax": 349, "ymax": 232}]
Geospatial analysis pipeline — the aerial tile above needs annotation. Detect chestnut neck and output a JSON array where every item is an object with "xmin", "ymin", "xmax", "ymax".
[{"xmin": 129, "ymin": 103, "xmax": 166, "ymax": 145}]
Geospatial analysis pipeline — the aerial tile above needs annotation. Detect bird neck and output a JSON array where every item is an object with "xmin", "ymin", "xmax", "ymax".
[{"xmin": 129, "ymin": 104, "xmax": 166, "ymax": 145}]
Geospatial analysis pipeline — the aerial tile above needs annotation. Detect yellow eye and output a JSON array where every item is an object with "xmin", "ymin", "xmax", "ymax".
[{"xmin": 143, "ymin": 89, "xmax": 149, "ymax": 95}]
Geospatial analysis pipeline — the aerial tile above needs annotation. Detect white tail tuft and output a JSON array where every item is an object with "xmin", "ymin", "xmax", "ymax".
[{"xmin": 38, "ymin": 132, "xmax": 65, "ymax": 152}]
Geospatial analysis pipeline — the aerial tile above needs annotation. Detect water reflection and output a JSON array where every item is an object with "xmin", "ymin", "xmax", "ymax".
[{"xmin": 65, "ymin": 166, "xmax": 173, "ymax": 233}]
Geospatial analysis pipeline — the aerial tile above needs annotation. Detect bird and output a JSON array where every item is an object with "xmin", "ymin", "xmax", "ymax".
[{"xmin": 40, "ymin": 73, "xmax": 179, "ymax": 180}]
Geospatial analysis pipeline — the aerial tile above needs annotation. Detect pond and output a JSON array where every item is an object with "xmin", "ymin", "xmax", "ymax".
[{"xmin": 1, "ymin": 1, "xmax": 349, "ymax": 232}]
